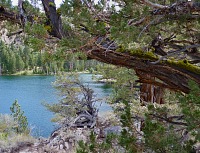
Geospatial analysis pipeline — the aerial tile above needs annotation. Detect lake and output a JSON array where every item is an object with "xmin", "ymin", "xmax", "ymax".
[{"xmin": 0, "ymin": 74, "xmax": 112, "ymax": 137}]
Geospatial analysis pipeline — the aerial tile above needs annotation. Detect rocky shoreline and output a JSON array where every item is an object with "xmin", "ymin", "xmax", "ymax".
[{"xmin": 0, "ymin": 112, "xmax": 121, "ymax": 153}]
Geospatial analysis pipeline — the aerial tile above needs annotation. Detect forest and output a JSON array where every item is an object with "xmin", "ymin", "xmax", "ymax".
[
  {"xmin": 0, "ymin": 40, "xmax": 102, "ymax": 75},
  {"xmin": 0, "ymin": 0, "xmax": 199, "ymax": 152}
]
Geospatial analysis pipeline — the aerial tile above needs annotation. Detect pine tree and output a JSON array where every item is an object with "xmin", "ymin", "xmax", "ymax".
[{"xmin": 10, "ymin": 100, "xmax": 28, "ymax": 134}]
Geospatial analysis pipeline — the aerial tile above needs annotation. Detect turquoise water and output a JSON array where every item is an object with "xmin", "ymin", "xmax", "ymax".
[{"xmin": 0, "ymin": 74, "xmax": 112, "ymax": 137}]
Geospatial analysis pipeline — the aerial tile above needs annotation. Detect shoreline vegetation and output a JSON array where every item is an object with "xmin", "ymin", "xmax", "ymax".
[
  {"xmin": 0, "ymin": 69, "xmax": 92, "ymax": 76},
  {"xmin": 1, "ymin": 69, "xmax": 200, "ymax": 152},
  {"xmin": 0, "ymin": 73, "xmax": 115, "ymax": 152},
  {"xmin": 0, "ymin": 69, "xmax": 117, "ymax": 84}
]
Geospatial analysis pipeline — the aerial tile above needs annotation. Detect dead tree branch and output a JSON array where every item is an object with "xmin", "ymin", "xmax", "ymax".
[
  {"xmin": 150, "ymin": 114, "xmax": 188, "ymax": 126},
  {"xmin": 150, "ymin": 44, "xmax": 200, "ymax": 64},
  {"xmin": 141, "ymin": 0, "xmax": 169, "ymax": 9}
]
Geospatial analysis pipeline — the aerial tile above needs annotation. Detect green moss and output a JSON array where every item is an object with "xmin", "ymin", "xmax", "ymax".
[
  {"xmin": 116, "ymin": 45, "xmax": 126, "ymax": 53},
  {"xmin": 56, "ymin": 8, "xmax": 61, "ymax": 15},
  {"xmin": 49, "ymin": 2, "xmax": 55, "ymax": 7},
  {"xmin": 129, "ymin": 49, "xmax": 158, "ymax": 60},
  {"xmin": 44, "ymin": 25, "xmax": 52, "ymax": 32},
  {"xmin": 116, "ymin": 47, "xmax": 158, "ymax": 60},
  {"xmin": 166, "ymin": 59, "xmax": 200, "ymax": 74}
]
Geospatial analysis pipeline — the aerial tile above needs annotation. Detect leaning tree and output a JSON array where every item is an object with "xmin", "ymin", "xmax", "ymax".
[{"xmin": 0, "ymin": 0, "xmax": 200, "ymax": 103}]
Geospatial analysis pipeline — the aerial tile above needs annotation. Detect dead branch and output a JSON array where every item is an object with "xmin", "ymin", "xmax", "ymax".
[
  {"xmin": 150, "ymin": 114, "xmax": 188, "ymax": 126},
  {"xmin": 152, "ymin": 1, "xmax": 200, "ymax": 15},
  {"xmin": 150, "ymin": 44, "xmax": 200, "ymax": 64},
  {"xmin": 128, "ymin": 17, "xmax": 146, "ymax": 26},
  {"xmin": 7, "ymin": 29, "xmax": 23, "ymax": 37},
  {"xmin": 141, "ymin": 0, "xmax": 169, "ymax": 9}
]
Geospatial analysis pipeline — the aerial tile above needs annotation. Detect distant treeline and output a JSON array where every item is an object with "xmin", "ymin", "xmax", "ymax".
[{"xmin": 0, "ymin": 41, "xmax": 103, "ymax": 75}]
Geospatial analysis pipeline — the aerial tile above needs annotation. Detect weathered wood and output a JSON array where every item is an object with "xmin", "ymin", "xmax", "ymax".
[
  {"xmin": 82, "ymin": 42, "xmax": 200, "ymax": 94},
  {"xmin": 139, "ymin": 74, "xmax": 165, "ymax": 104},
  {"xmin": 41, "ymin": 0, "xmax": 65, "ymax": 39}
]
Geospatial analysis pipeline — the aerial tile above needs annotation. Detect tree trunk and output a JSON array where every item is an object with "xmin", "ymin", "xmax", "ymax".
[
  {"xmin": 41, "ymin": 0, "xmax": 65, "ymax": 39},
  {"xmin": 84, "ymin": 43, "xmax": 200, "ymax": 94},
  {"xmin": 140, "ymin": 75, "xmax": 165, "ymax": 104}
]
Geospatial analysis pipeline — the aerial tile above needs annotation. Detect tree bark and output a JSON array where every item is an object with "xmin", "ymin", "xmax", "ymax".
[
  {"xmin": 139, "ymin": 77, "xmax": 164, "ymax": 104},
  {"xmin": 41, "ymin": 0, "xmax": 65, "ymax": 39},
  {"xmin": 82, "ymin": 43, "xmax": 200, "ymax": 95}
]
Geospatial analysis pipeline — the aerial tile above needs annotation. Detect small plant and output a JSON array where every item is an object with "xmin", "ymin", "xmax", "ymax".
[
  {"xmin": 77, "ymin": 131, "xmax": 119, "ymax": 153},
  {"xmin": 10, "ymin": 100, "xmax": 28, "ymax": 134}
]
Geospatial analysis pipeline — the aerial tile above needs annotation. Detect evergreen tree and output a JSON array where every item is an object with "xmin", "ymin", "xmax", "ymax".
[
  {"xmin": 10, "ymin": 100, "xmax": 28, "ymax": 134},
  {"xmin": 16, "ymin": 54, "xmax": 25, "ymax": 71},
  {"xmin": 0, "ymin": 0, "xmax": 12, "ymax": 8}
]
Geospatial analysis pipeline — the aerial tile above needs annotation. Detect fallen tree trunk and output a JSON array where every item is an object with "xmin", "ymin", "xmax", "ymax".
[{"xmin": 83, "ymin": 42, "xmax": 200, "ymax": 94}]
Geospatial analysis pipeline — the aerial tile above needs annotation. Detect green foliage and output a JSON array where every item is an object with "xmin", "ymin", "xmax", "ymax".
[
  {"xmin": 118, "ymin": 101, "xmax": 138, "ymax": 153},
  {"xmin": 26, "ymin": 37, "xmax": 45, "ymax": 51},
  {"xmin": 0, "ymin": 41, "xmax": 76, "ymax": 75},
  {"xmin": 178, "ymin": 80, "xmax": 200, "ymax": 141},
  {"xmin": 26, "ymin": 23, "xmax": 48, "ymax": 39},
  {"xmin": 22, "ymin": 0, "xmax": 40, "ymax": 15},
  {"xmin": 0, "ymin": 41, "xmax": 35, "ymax": 74},
  {"xmin": 0, "ymin": 0, "xmax": 12, "ymax": 8},
  {"xmin": 97, "ymin": 65, "xmax": 138, "ymax": 113},
  {"xmin": 142, "ymin": 80, "xmax": 200, "ymax": 152},
  {"xmin": 86, "ymin": 67, "xmax": 200, "ymax": 152},
  {"xmin": 143, "ymin": 116, "xmax": 182, "ymax": 153},
  {"xmin": 10, "ymin": 100, "xmax": 28, "ymax": 134},
  {"xmin": 77, "ymin": 131, "xmax": 119, "ymax": 153}
]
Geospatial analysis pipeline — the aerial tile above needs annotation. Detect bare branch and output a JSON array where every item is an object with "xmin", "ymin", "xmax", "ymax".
[
  {"xmin": 7, "ymin": 29, "xmax": 23, "ymax": 37},
  {"xmin": 150, "ymin": 44, "xmax": 200, "ymax": 64},
  {"xmin": 150, "ymin": 114, "xmax": 188, "ymax": 126},
  {"xmin": 128, "ymin": 17, "xmax": 146, "ymax": 26},
  {"xmin": 141, "ymin": 0, "xmax": 169, "ymax": 9}
]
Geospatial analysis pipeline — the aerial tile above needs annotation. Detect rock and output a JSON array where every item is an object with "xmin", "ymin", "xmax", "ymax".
[
  {"xmin": 103, "ymin": 126, "xmax": 123, "ymax": 136},
  {"xmin": 60, "ymin": 144, "xmax": 64, "ymax": 150},
  {"xmin": 65, "ymin": 142, "xmax": 69, "ymax": 149}
]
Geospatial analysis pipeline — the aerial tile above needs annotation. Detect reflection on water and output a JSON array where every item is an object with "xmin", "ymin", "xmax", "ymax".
[{"xmin": 0, "ymin": 74, "xmax": 112, "ymax": 137}]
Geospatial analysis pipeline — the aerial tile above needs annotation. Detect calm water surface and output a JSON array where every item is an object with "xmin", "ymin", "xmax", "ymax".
[{"xmin": 0, "ymin": 74, "xmax": 112, "ymax": 137}]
